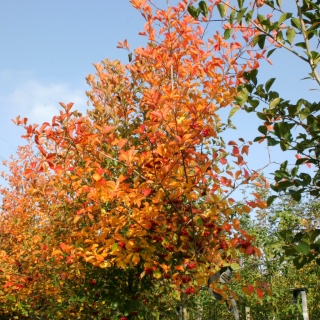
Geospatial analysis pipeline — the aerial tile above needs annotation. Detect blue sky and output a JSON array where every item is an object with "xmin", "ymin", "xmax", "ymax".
[{"xmin": 0, "ymin": 0, "xmax": 318, "ymax": 195}]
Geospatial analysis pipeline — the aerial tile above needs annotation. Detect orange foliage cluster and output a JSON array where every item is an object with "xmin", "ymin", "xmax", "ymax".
[{"xmin": 0, "ymin": 0, "xmax": 268, "ymax": 314}]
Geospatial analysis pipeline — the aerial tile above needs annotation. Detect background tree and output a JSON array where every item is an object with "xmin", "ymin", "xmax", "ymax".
[{"xmin": 188, "ymin": 0, "xmax": 320, "ymax": 266}]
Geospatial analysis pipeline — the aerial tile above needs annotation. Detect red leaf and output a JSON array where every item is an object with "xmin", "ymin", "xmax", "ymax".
[
  {"xmin": 248, "ymin": 285, "xmax": 255, "ymax": 293},
  {"xmin": 220, "ymin": 158, "xmax": 227, "ymax": 165},
  {"xmin": 256, "ymin": 287, "xmax": 264, "ymax": 299},
  {"xmin": 245, "ymin": 246, "xmax": 255, "ymax": 255},
  {"xmin": 142, "ymin": 189, "xmax": 152, "ymax": 197},
  {"xmin": 233, "ymin": 146, "xmax": 240, "ymax": 155},
  {"xmin": 24, "ymin": 169, "xmax": 33, "ymax": 175}
]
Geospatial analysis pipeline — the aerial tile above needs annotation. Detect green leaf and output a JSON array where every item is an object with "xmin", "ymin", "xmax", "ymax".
[
  {"xmin": 291, "ymin": 166, "xmax": 298, "ymax": 177},
  {"xmin": 228, "ymin": 107, "xmax": 239, "ymax": 119},
  {"xmin": 234, "ymin": 88, "xmax": 249, "ymax": 107},
  {"xmin": 267, "ymin": 48, "xmax": 276, "ymax": 58},
  {"xmin": 256, "ymin": 112, "xmax": 268, "ymax": 120},
  {"xmin": 229, "ymin": 9, "xmax": 236, "ymax": 24},
  {"xmin": 237, "ymin": 8, "xmax": 247, "ymax": 24},
  {"xmin": 293, "ymin": 241, "xmax": 310, "ymax": 255},
  {"xmin": 276, "ymin": 30, "xmax": 283, "ymax": 42},
  {"xmin": 309, "ymin": 229, "xmax": 320, "ymax": 243},
  {"xmin": 258, "ymin": 35, "xmax": 266, "ymax": 49},
  {"xmin": 267, "ymin": 195, "xmax": 277, "ymax": 207},
  {"xmin": 252, "ymin": 35, "xmax": 264, "ymax": 48},
  {"xmin": 280, "ymin": 140, "xmax": 290, "ymax": 151},
  {"xmin": 291, "ymin": 17, "xmax": 301, "ymax": 29},
  {"xmin": 278, "ymin": 12, "xmax": 292, "ymax": 25},
  {"xmin": 278, "ymin": 230, "xmax": 293, "ymax": 241},
  {"xmin": 257, "ymin": 14, "xmax": 266, "ymax": 24},
  {"xmin": 269, "ymin": 97, "xmax": 281, "ymax": 108},
  {"xmin": 291, "ymin": 190, "xmax": 302, "ymax": 201},
  {"xmin": 293, "ymin": 256, "xmax": 308, "ymax": 269},
  {"xmin": 196, "ymin": 218, "xmax": 204, "ymax": 226},
  {"xmin": 267, "ymin": 137, "xmax": 279, "ymax": 146},
  {"xmin": 187, "ymin": 5, "xmax": 199, "ymax": 19},
  {"xmin": 250, "ymin": 69, "xmax": 258, "ymax": 85},
  {"xmin": 258, "ymin": 125, "xmax": 267, "ymax": 135},
  {"xmin": 237, "ymin": 0, "xmax": 244, "ymax": 9},
  {"xmin": 265, "ymin": 78, "xmax": 276, "ymax": 92},
  {"xmin": 295, "ymin": 42, "xmax": 307, "ymax": 49},
  {"xmin": 276, "ymin": 0, "xmax": 282, "ymax": 7},
  {"xmin": 248, "ymin": 98, "xmax": 259, "ymax": 108},
  {"xmin": 199, "ymin": 1, "xmax": 208, "ymax": 17},
  {"xmin": 280, "ymin": 160, "xmax": 288, "ymax": 171},
  {"xmin": 128, "ymin": 53, "xmax": 133, "ymax": 62},
  {"xmin": 217, "ymin": 4, "xmax": 226, "ymax": 18},
  {"xmin": 224, "ymin": 28, "xmax": 232, "ymax": 40},
  {"xmin": 299, "ymin": 173, "xmax": 311, "ymax": 185},
  {"xmin": 112, "ymin": 243, "xmax": 119, "ymax": 251},
  {"xmin": 245, "ymin": 10, "xmax": 253, "ymax": 24},
  {"xmin": 286, "ymin": 27, "xmax": 296, "ymax": 44}
]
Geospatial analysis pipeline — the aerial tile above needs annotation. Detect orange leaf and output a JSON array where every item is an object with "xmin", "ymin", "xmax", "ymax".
[
  {"xmin": 24, "ymin": 169, "xmax": 33, "ymax": 175},
  {"xmin": 52, "ymin": 250, "xmax": 63, "ymax": 256},
  {"xmin": 256, "ymin": 287, "xmax": 264, "ymax": 299},
  {"xmin": 242, "ymin": 286, "xmax": 253, "ymax": 296},
  {"xmin": 175, "ymin": 265, "xmax": 184, "ymax": 271},
  {"xmin": 118, "ymin": 139, "xmax": 128, "ymax": 150},
  {"xmin": 96, "ymin": 255, "xmax": 105, "ymax": 262},
  {"xmin": 232, "ymin": 219, "xmax": 240, "ymax": 231},
  {"xmin": 241, "ymin": 145, "xmax": 249, "ymax": 155}
]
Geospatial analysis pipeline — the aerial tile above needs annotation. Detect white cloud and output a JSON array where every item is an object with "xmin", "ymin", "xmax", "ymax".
[{"xmin": 1, "ymin": 80, "xmax": 87, "ymax": 124}]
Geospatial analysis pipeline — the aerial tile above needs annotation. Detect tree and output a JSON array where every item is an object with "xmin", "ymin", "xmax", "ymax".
[
  {"xmin": 233, "ymin": 0, "xmax": 320, "ymax": 267},
  {"xmin": 0, "ymin": 0, "xmax": 268, "ymax": 318},
  {"xmin": 189, "ymin": 0, "xmax": 320, "ymax": 266}
]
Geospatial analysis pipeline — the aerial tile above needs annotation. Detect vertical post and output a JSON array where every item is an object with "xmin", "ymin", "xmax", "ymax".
[
  {"xmin": 301, "ymin": 290, "xmax": 309, "ymax": 320},
  {"xmin": 245, "ymin": 307, "xmax": 251, "ymax": 320},
  {"xmin": 291, "ymin": 288, "xmax": 309, "ymax": 320}
]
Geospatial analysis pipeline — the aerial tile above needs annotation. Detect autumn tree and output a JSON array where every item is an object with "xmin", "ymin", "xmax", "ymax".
[{"xmin": 0, "ymin": 0, "xmax": 270, "ymax": 318}]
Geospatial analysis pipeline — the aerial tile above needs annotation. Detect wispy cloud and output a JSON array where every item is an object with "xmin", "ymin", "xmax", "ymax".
[{"xmin": 0, "ymin": 78, "xmax": 87, "ymax": 124}]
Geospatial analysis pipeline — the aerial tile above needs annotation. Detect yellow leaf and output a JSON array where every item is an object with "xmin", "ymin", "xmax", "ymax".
[
  {"xmin": 74, "ymin": 215, "xmax": 81, "ymax": 224},
  {"xmin": 100, "ymin": 261, "xmax": 111, "ymax": 268},
  {"xmin": 242, "ymin": 205, "xmax": 251, "ymax": 213},
  {"xmin": 85, "ymin": 256, "xmax": 95, "ymax": 262},
  {"xmin": 132, "ymin": 253, "xmax": 140, "ymax": 265},
  {"xmin": 52, "ymin": 250, "xmax": 62, "ymax": 256},
  {"xmin": 153, "ymin": 269, "xmax": 162, "ymax": 279},
  {"xmin": 92, "ymin": 173, "xmax": 101, "ymax": 181},
  {"xmin": 195, "ymin": 275, "xmax": 206, "ymax": 286}
]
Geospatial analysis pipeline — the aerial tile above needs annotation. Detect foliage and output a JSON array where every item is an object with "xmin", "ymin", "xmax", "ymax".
[
  {"xmin": 188, "ymin": 0, "xmax": 320, "ymax": 267},
  {"xmin": 0, "ymin": 0, "xmax": 270, "ymax": 318}
]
